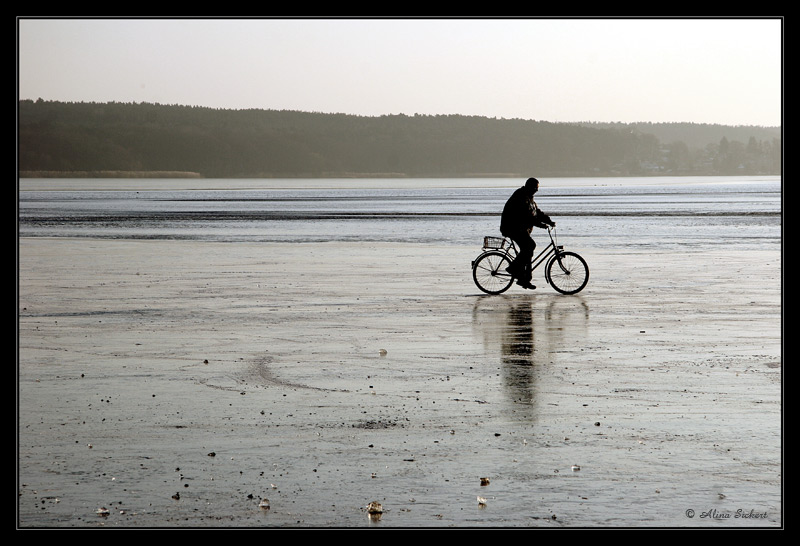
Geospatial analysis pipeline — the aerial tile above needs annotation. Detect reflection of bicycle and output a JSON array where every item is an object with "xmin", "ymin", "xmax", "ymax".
[{"xmin": 472, "ymin": 227, "xmax": 589, "ymax": 295}]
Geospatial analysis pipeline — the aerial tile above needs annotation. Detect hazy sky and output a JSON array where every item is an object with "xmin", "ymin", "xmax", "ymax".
[{"xmin": 17, "ymin": 17, "xmax": 783, "ymax": 126}]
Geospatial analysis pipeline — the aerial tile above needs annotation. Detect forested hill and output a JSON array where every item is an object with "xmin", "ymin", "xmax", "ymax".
[{"xmin": 18, "ymin": 99, "xmax": 781, "ymax": 179}]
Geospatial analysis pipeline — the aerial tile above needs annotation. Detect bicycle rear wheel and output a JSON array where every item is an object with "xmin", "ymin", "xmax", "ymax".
[
  {"xmin": 473, "ymin": 251, "xmax": 514, "ymax": 295},
  {"xmin": 546, "ymin": 251, "xmax": 589, "ymax": 295}
]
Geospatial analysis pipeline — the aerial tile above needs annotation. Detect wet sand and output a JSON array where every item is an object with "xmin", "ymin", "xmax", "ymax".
[{"xmin": 17, "ymin": 237, "xmax": 782, "ymax": 528}]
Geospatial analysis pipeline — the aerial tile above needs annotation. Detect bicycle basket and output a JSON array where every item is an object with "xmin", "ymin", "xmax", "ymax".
[{"xmin": 483, "ymin": 236, "xmax": 507, "ymax": 249}]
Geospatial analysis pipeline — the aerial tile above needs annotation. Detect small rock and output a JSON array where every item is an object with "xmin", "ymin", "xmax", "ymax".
[
  {"xmin": 258, "ymin": 498, "xmax": 270, "ymax": 510},
  {"xmin": 366, "ymin": 501, "xmax": 383, "ymax": 514},
  {"xmin": 480, "ymin": 477, "xmax": 490, "ymax": 486}
]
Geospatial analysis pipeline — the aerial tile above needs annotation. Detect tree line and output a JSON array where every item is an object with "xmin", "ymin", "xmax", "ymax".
[{"xmin": 18, "ymin": 99, "xmax": 781, "ymax": 179}]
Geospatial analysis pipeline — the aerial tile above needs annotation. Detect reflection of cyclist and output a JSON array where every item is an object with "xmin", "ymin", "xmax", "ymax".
[{"xmin": 500, "ymin": 178, "xmax": 555, "ymax": 289}]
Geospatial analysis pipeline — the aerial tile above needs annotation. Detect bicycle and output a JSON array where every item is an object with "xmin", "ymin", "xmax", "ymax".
[{"xmin": 471, "ymin": 227, "xmax": 589, "ymax": 295}]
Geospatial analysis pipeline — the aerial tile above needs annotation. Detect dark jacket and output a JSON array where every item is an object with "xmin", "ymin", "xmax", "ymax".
[{"xmin": 500, "ymin": 187, "xmax": 553, "ymax": 236}]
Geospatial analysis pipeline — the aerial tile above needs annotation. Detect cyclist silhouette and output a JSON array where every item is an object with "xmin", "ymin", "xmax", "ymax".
[{"xmin": 500, "ymin": 178, "xmax": 555, "ymax": 289}]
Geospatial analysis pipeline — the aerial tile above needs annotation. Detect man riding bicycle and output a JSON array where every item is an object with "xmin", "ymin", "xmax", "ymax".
[{"xmin": 500, "ymin": 177, "xmax": 555, "ymax": 289}]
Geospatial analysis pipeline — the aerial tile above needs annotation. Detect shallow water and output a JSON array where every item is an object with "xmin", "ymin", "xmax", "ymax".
[
  {"xmin": 18, "ymin": 175, "xmax": 781, "ymax": 250},
  {"xmin": 17, "ymin": 176, "xmax": 783, "ymax": 527}
]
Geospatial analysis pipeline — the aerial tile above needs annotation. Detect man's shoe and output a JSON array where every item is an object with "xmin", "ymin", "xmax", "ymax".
[{"xmin": 516, "ymin": 280, "xmax": 536, "ymax": 290}]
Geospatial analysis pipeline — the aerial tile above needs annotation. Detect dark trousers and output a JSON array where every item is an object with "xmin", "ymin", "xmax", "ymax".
[{"xmin": 505, "ymin": 230, "xmax": 536, "ymax": 282}]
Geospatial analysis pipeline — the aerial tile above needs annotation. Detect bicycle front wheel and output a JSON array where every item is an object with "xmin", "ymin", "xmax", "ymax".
[
  {"xmin": 473, "ymin": 251, "xmax": 514, "ymax": 295},
  {"xmin": 546, "ymin": 251, "xmax": 589, "ymax": 295}
]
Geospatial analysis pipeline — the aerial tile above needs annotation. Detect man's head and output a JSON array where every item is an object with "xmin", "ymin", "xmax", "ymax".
[{"xmin": 525, "ymin": 177, "xmax": 539, "ymax": 195}]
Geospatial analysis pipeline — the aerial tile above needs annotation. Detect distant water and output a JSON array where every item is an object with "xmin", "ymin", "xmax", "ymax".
[{"xmin": 18, "ymin": 176, "xmax": 781, "ymax": 251}]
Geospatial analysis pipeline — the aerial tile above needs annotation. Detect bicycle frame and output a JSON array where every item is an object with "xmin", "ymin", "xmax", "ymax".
[{"xmin": 490, "ymin": 227, "xmax": 563, "ymax": 276}]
